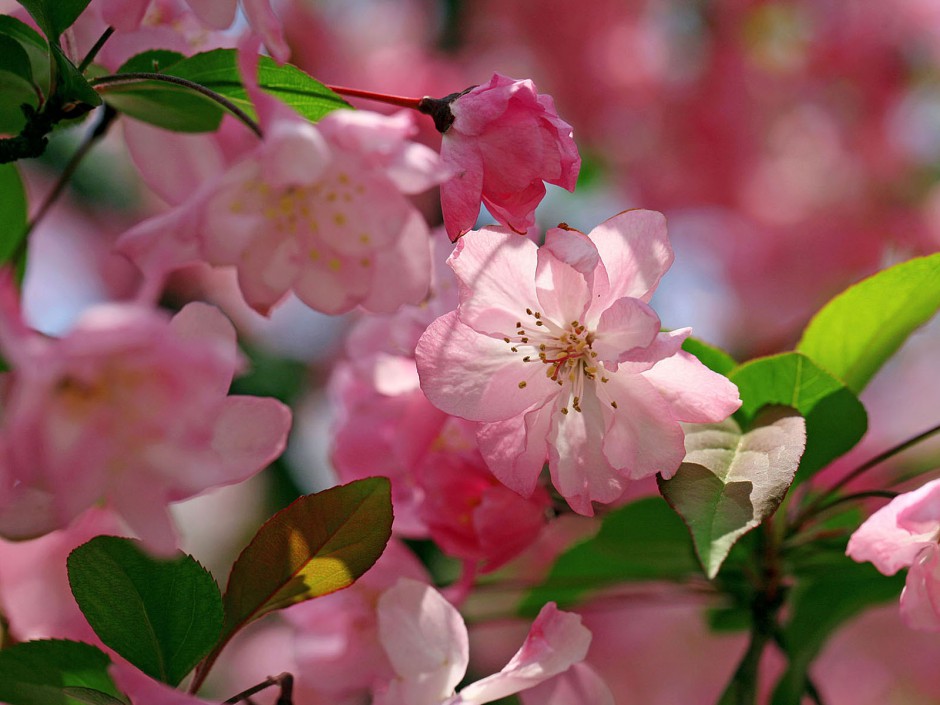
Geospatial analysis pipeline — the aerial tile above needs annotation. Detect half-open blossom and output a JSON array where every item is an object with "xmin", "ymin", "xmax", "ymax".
[
  {"xmin": 0, "ymin": 288, "xmax": 291, "ymax": 554},
  {"xmin": 436, "ymin": 73, "xmax": 580, "ymax": 241},
  {"xmin": 847, "ymin": 478, "xmax": 940, "ymax": 630},
  {"xmin": 117, "ymin": 44, "xmax": 449, "ymax": 317},
  {"xmin": 375, "ymin": 578, "xmax": 591, "ymax": 705},
  {"xmin": 415, "ymin": 210, "xmax": 741, "ymax": 514}
]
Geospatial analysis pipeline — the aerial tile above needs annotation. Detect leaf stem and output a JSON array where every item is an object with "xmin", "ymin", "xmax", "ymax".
[
  {"xmin": 325, "ymin": 84, "xmax": 424, "ymax": 110},
  {"xmin": 78, "ymin": 27, "xmax": 115, "ymax": 72},
  {"xmin": 90, "ymin": 72, "xmax": 263, "ymax": 137},
  {"xmin": 14, "ymin": 104, "xmax": 117, "ymax": 269}
]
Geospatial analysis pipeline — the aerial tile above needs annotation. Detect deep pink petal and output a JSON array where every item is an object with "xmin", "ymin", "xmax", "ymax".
[
  {"xmin": 900, "ymin": 545, "xmax": 940, "ymax": 631},
  {"xmin": 441, "ymin": 137, "xmax": 485, "ymax": 241}
]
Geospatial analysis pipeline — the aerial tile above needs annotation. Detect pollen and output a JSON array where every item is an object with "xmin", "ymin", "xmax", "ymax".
[
  {"xmin": 518, "ymin": 381, "xmax": 527, "ymax": 389},
  {"xmin": 328, "ymin": 258, "xmax": 342, "ymax": 271}
]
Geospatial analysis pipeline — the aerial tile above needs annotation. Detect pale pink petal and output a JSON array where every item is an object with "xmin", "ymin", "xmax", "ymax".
[
  {"xmin": 897, "ymin": 478, "xmax": 940, "ymax": 530},
  {"xmin": 241, "ymin": 0, "xmax": 290, "ymax": 63},
  {"xmin": 477, "ymin": 402, "xmax": 553, "ymax": 497},
  {"xmin": 900, "ymin": 545, "xmax": 940, "ymax": 631},
  {"xmin": 591, "ymin": 297, "xmax": 661, "ymax": 364},
  {"xmin": 259, "ymin": 119, "xmax": 332, "ymax": 188},
  {"xmin": 416, "ymin": 313, "xmax": 558, "ymax": 423},
  {"xmin": 111, "ymin": 658, "xmax": 219, "ymax": 704},
  {"xmin": 110, "ymin": 478, "xmax": 178, "ymax": 557},
  {"xmin": 122, "ymin": 119, "xmax": 226, "ymax": 206},
  {"xmin": 534, "ymin": 241, "xmax": 594, "ymax": 326},
  {"xmin": 587, "ymin": 210, "xmax": 673, "ymax": 308},
  {"xmin": 100, "ymin": 0, "xmax": 150, "ymax": 31},
  {"xmin": 455, "ymin": 603, "xmax": 591, "ymax": 704},
  {"xmin": 641, "ymin": 351, "xmax": 742, "ymax": 423},
  {"xmin": 449, "ymin": 229, "xmax": 540, "ymax": 336},
  {"xmin": 360, "ymin": 210, "xmax": 432, "ymax": 313},
  {"xmin": 847, "ymin": 483, "xmax": 940, "ymax": 575},
  {"xmin": 519, "ymin": 663, "xmax": 615, "ymax": 705},
  {"xmin": 377, "ymin": 579, "xmax": 469, "ymax": 705},
  {"xmin": 211, "ymin": 396, "xmax": 291, "ymax": 480},
  {"xmin": 185, "ymin": 0, "xmax": 237, "ymax": 28}
]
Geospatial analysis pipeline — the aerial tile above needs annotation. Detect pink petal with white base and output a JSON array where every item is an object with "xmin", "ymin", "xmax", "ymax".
[
  {"xmin": 519, "ymin": 663, "xmax": 615, "ymax": 705},
  {"xmin": 641, "ymin": 352, "xmax": 742, "ymax": 423},
  {"xmin": 477, "ymin": 402, "xmax": 553, "ymax": 498},
  {"xmin": 455, "ymin": 602, "xmax": 591, "ymax": 704},
  {"xmin": 590, "ymin": 297, "xmax": 661, "ymax": 365}
]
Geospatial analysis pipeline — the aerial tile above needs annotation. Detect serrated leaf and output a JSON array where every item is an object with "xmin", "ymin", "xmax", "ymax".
[
  {"xmin": 658, "ymin": 406, "xmax": 806, "ymax": 579},
  {"xmin": 729, "ymin": 352, "xmax": 867, "ymax": 481},
  {"xmin": 98, "ymin": 48, "xmax": 349, "ymax": 133},
  {"xmin": 771, "ymin": 556, "xmax": 905, "ymax": 705},
  {"xmin": 16, "ymin": 0, "xmax": 92, "ymax": 42},
  {"xmin": 218, "ymin": 477, "xmax": 392, "ymax": 647},
  {"xmin": 518, "ymin": 497, "xmax": 699, "ymax": 615},
  {"xmin": 681, "ymin": 337, "xmax": 737, "ymax": 376},
  {"xmin": 0, "ymin": 163, "xmax": 27, "ymax": 261},
  {"xmin": 67, "ymin": 536, "xmax": 223, "ymax": 687},
  {"xmin": 796, "ymin": 252, "xmax": 940, "ymax": 394},
  {"xmin": 0, "ymin": 639, "xmax": 129, "ymax": 705}
]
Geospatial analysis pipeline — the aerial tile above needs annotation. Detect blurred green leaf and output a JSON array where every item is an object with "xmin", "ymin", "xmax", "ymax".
[
  {"xmin": 0, "ymin": 163, "xmax": 27, "ymax": 262},
  {"xmin": 518, "ymin": 498, "xmax": 699, "ymax": 615},
  {"xmin": 67, "ymin": 537, "xmax": 223, "ymax": 687},
  {"xmin": 730, "ymin": 353, "xmax": 867, "ymax": 482},
  {"xmin": 16, "ymin": 0, "xmax": 91, "ymax": 42},
  {"xmin": 796, "ymin": 252, "xmax": 940, "ymax": 394},
  {"xmin": 0, "ymin": 639, "xmax": 128, "ymax": 705},
  {"xmin": 658, "ymin": 406, "xmax": 805, "ymax": 579},
  {"xmin": 0, "ymin": 15, "xmax": 51, "ymax": 96}
]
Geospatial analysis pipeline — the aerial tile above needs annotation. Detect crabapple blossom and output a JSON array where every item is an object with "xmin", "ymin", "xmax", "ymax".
[
  {"xmin": 0, "ymin": 289, "xmax": 291, "ymax": 555},
  {"xmin": 415, "ymin": 209, "xmax": 741, "ymax": 514},
  {"xmin": 435, "ymin": 73, "xmax": 580, "ymax": 241},
  {"xmin": 117, "ymin": 43, "xmax": 449, "ymax": 317},
  {"xmin": 375, "ymin": 578, "xmax": 591, "ymax": 705},
  {"xmin": 847, "ymin": 478, "xmax": 940, "ymax": 630}
]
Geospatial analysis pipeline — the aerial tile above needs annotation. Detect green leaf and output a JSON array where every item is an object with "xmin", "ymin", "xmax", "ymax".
[
  {"xmin": 0, "ymin": 68, "xmax": 39, "ymax": 135},
  {"xmin": 117, "ymin": 50, "xmax": 186, "ymax": 75},
  {"xmin": 16, "ymin": 0, "xmax": 92, "ymax": 42},
  {"xmin": 658, "ymin": 406, "xmax": 806, "ymax": 579},
  {"xmin": 0, "ymin": 639, "xmax": 128, "ymax": 705},
  {"xmin": 0, "ymin": 33, "xmax": 33, "ymax": 83},
  {"xmin": 771, "ymin": 556, "xmax": 905, "ymax": 705},
  {"xmin": 217, "ymin": 477, "xmax": 392, "ymax": 649},
  {"xmin": 0, "ymin": 15, "xmax": 51, "ymax": 97},
  {"xmin": 98, "ymin": 48, "xmax": 349, "ymax": 133},
  {"xmin": 729, "ymin": 353, "xmax": 867, "ymax": 481},
  {"xmin": 50, "ymin": 45, "xmax": 101, "ymax": 117},
  {"xmin": 796, "ymin": 252, "xmax": 940, "ymax": 394},
  {"xmin": 682, "ymin": 337, "xmax": 737, "ymax": 376},
  {"xmin": 518, "ymin": 497, "xmax": 700, "ymax": 615},
  {"xmin": 67, "ymin": 536, "xmax": 223, "ymax": 687},
  {"xmin": 0, "ymin": 163, "xmax": 27, "ymax": 262}
]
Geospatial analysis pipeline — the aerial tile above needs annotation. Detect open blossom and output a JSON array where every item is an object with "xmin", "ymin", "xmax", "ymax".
[
  {"xmin": 437, "ymin": 73, "xmax": 580, "ymax": 241},
  {"xmin": 415, "ymin": 210, "xmax": 741, "ymax": 514},
  {"xmin": 847, "ymin": 478, "xmax": 940, "ymax": 630},
  {"xmin": 118, "ymin": 45, "xmax": 449, "ymax": 317},
  {"xmin": 375, "ymin": 579, "xmax": 591, "ymax": 705},
  {"xmin": 0, "ymin": 291, "xmax": 291, "ymax": 555}
]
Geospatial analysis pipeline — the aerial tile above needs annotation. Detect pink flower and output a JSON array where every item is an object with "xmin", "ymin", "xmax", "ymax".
[
  {"xmin": 415, "ymin": 210, "xmax": 741, "ymax": 514},
  {"xmin": 0, "ymin": 290, "xmax": 291, "ymax": 554},
  {"xmin": 117, "ymin": 45, "xmax": 449, "ymax": 317},
  {"xmin": 375, "ymin": 579, "xmax": 591, "ymax": 705},
  {"xmin": 847, "ymin": 478, "xmax": 940, "ymax": 630},
  {"xmin": 435, "ymin": 74, "xmax": 580, "ymax": 242}
]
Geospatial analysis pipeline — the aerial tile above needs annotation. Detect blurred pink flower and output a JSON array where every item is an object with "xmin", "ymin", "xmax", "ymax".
[
  {"xmin": 0, "ymin": 291, "xmax": 291, "ymax": 555},
  {"xmin": 375, "ymin": 578, "xmax": 590, "ymax": 705},
  {"xmin": 436, "ymin": 73, "xmax": 580, "ymax": 241},
  {"xmin": 415, "ymin": 210, "xmax": 741, "ymax": 514},
  {"xmin": 847, "ymin": 478, "xmax": 940, "ymax": 630},
  {"xmin": 118, "ymin": 45, "xmax": 449, "ymax": 317}
]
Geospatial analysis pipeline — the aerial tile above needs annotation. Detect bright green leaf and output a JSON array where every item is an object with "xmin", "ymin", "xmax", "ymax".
[
  {"xmin": 0, "ymin": 639, "xmax": 128, "ymax": 705},
  {"xmin": 216, "ymin": 477, "xmax": 392, "ymax": 652},
  {"xmin": 16, "ymin": 0, "xmax": 92, "ymax": 42},
  {"xmin": 730, "ymin": 353, "xmax": 867, "ymax": 481},
  {"xmin": 682, "ymin": 337, "xmax": 737, "ymax": 376},
  {"xmin": 796, "ymin": 252, "xmax": 940, "ymax": 394},
  {"xmin": 67, "ymin": 537, "xmax": 223, "ymax": 687},
  {"xmin": 0, "ymin": 163, "xmax": 27, "ymax": 262},
  {"xmin": 658, "ymin": 406, "xmax": 806, "ymax": 579},
  {"xmin": 771, "ymin": 557, "xmax": 904, "ymax": 705},
  {"xmin": 518, "ymin": 498, "xmax": 699, "ymax": 615}
]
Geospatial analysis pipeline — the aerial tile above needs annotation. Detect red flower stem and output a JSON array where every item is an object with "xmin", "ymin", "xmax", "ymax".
[{"xmin": 326, "ymin": 84, "xmax": 424, "ymax": 110}]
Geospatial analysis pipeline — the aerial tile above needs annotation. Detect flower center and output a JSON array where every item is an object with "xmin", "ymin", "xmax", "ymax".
[{"xmin": 504, "ymin": 307, "xmax": 614, "ymax": 414}]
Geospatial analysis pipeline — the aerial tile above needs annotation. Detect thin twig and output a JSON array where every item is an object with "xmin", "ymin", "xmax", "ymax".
[
  {"xmin": 223, "ymin": 673, "xmax": 293, "ymax": 705},
  {"xmin": 78, "ymin": 27, "xmax": 115, "ymax": 72}
]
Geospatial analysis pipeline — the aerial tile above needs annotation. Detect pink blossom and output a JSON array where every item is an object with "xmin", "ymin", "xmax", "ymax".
[
  {"xmin": 375, "ymin": 579, "xmax": 590, "ymax": 705},
  {"xmin": 415, "ymin": 210, "xmax": 741, "ymax": 514},
  {"xmin": 117, "ymin": 45, "xmax": 449, "ymax": 317},
  {"xmin": 847, "ymin": 478, "xmax": 940, "ymax": 630},
  {"xmin": 437, "ymin": 73, "xmax": 580, "ymax": 241},
  {"xmin": 0, "ymin": 289, "xmax": 291, "ymax": 554}
]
